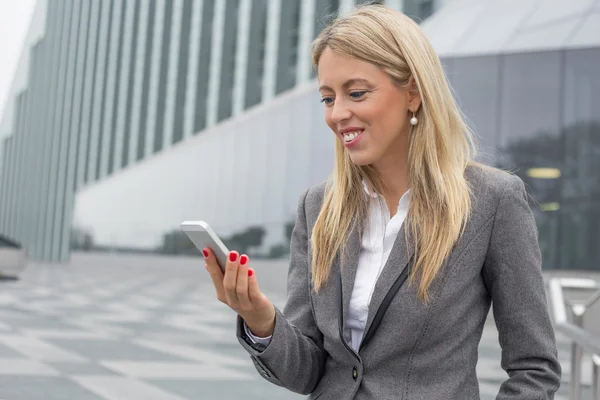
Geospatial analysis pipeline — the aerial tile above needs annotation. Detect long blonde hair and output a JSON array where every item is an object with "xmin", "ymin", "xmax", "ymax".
[{"xmin": 310, "ymin": 5, "xmax": 476, "ymax": 302}]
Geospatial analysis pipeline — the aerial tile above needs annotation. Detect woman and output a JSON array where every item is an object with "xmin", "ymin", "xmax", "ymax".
[{"xmin": 203, "ymin": 4, "xmax": 561, "ymax": 399}]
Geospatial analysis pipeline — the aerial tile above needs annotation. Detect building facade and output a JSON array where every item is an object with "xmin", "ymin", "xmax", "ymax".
[
  {"xmin": 1, "ymin": 0, "xmax": 599, "ymax": 273},
  {"xmin": 0, "ymin": 0, "xmax": 438, "ymax": 262}
]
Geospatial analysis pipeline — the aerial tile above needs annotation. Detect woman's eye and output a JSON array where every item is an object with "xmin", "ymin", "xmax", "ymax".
[
  {"xmin": 350, "ymin": 91, "xmax": 367, "ymax": 99},
  {"xmin": 320, "ymin": 97, "xmax": 334, "ymax": 105}
]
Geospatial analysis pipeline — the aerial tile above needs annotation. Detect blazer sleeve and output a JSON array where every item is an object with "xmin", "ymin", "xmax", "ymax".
[
  {"xmin": 236, "ymin": 188, "xmax": 326, "ymax": 395},
  {"xmin": 482, "ymin": 175, "xmax": 562, "ymax": 399}
]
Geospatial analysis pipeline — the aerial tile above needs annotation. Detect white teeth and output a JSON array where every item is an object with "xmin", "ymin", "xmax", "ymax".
[{"xmin": 343, "ymin": 131, "xmax": 361, "ymax": 142}]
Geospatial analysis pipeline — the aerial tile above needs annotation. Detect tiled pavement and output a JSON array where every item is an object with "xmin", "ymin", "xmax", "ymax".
[{"xmin": 0, "ymin": 252, "xmax": 593, "ymax": 399}]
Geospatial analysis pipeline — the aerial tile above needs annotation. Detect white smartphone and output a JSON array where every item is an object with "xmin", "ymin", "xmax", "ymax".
[{"xmin": 180, "ymin": 221, "xmax": 230, "ymax": 271}]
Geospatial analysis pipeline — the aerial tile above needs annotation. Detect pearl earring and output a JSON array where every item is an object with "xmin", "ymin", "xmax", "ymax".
[{"xmin": 410, "ymin": 112, "xmax": 418, "ymax": 126}]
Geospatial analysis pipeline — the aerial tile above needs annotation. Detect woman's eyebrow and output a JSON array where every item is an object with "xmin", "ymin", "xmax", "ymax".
[{"xmin": 319, "ymin": 78, "xmax": 374, "ymax": 92}]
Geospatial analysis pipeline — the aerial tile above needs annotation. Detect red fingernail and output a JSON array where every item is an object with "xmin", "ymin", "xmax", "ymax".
[
  {"xmin": 240, "ymin": 255, "xmax": 248, "ymax": 266},
  {"xmin": 229, "ymin": 252, "xmax": 238, "ymax": 262},
  {"xmin": 202, "ymin": 249, "xmax": 208, "ymax": 258},
  {"xmin": 248, "ymin": 269, "xmax": 254, "ymax": 277}
]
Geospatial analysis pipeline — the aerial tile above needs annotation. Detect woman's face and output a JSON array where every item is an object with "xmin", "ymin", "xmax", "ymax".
[{"xmin": 317, "ymin": 48, "xmax": 416, "ymax": 168}]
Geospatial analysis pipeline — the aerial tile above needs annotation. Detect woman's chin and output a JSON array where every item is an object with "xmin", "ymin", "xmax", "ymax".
[{"xmin": 348, "ymin": 152, "xmax": 374, "ymax": 166}]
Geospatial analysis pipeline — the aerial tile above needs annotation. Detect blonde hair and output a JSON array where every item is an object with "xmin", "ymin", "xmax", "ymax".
[{"xmin": 310, "ymin": 5, "xmax": 476, "ymax": 302}]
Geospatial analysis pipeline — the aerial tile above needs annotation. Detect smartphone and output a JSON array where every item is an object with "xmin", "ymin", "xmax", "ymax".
[{"xmin": 180, "ymin": 221, "xmax": 230, "ymax": 272}]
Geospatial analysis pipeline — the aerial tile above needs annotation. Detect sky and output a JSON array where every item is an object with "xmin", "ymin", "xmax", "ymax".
[{"xmin": 0, "ymin": 0, "xmax": 37, "ymax": 120}]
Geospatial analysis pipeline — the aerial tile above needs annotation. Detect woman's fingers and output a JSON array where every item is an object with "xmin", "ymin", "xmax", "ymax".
[
  {"xmin": 247, "ymin": 267, "xmax": 263, "ymax": 304},
  {"xmin": 235, "ymin": 254, "xmax": 251, "ymax": 310},
  {"xmin": 223, "ymin": 251, "xmax": 240, "ymax": 307},
  {"xmin": 203, "ymin": 248, "xmax": 226, "ymax": 303},
  {"xmin": 204, "ymin": 249, "xmax": 267, "ymax": 320}
]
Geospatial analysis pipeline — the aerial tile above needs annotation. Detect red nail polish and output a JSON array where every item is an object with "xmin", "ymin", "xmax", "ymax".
[
  {"xmin": 202, "ymin": 249, "xmax": 208, "ymax": 258},
  {"xmin": 240, "ymin": 255, "xmax": 248, "ymax": 266},
  {"xmin": 229, "ymin": 252, "xmax": 238, "ymax": 262},
  {"xmin": 248, "ymin": 269, "xmax": 254, "ymax": 277}
]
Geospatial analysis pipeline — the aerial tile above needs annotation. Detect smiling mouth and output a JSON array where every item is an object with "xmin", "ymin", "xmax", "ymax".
[{"xmin": 342, "ymin": 130, "xmax": 364, "ymax": 144}]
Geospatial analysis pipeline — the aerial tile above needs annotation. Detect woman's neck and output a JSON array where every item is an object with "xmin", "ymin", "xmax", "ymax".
[{"xmin": 372, "ymin": 159, "xmax": 410, "ymax": 217}]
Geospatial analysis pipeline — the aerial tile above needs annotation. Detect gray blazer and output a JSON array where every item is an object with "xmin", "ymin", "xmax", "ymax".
[{"xmin": 237, "ymin": 165, "xmax": 561, "ymax": 399}]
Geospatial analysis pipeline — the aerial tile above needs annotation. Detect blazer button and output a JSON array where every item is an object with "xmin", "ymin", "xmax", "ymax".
[{"xmin": 352, "ymin": 367, "xmax": 358, "ymax": 380}]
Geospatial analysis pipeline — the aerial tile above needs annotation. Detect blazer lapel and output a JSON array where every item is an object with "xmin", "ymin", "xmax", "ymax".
[
  {"xmin": 337, "ymin": 219, "xmax": 415, "ymax": 342},
  {"xmin": 362, "ymin": 222, "xmax": 415, "ymax": 341}
]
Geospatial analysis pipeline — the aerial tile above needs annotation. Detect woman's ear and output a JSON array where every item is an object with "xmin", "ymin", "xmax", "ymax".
[{"xmin": 408, "ymin": 76, "xmax": 422, "ymax": 112}]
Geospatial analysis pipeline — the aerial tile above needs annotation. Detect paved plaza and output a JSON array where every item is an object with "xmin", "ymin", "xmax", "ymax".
[{"xmin": 0, "ymin": 252, "xmax": 595, "ymax": 399}]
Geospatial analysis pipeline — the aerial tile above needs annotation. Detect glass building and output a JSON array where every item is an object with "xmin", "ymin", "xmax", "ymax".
[
  {"xmin": 1, "ymin": 0, "xmax": 598, "ymax": 273},
  {"xmin": 421, "ymin": 0, "xmax": 600, "ymax": 271}
]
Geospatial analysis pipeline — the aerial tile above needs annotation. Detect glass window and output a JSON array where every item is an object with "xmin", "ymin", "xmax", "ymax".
[
  {"xmin": 449, "ymin": 55, "xmax": 501, "ymax": 165},
  {"xmin": 314, "ymin": 0, "xmax": 338, "ymax": 38},
  {"xmin": 559, "ymin": 48, "xmax": 600, "ymax": 270},
  {"xmin": 497, "ymin": 51, "xmax": 563, "ymax": 269},
  {"xmin": 95, "ymin": 0, "xmax": 116, "ymax": 181},
  {"xmin": 275, "ymin": 0, "xmax": 301, "ymax": 95},
  {"xmin": 172, "ymin": 0, "xmax": 193, "ymax": 144},
  {"xmin": 193, "ymin": 0, "xmax": 214, "ymax": 133},
  {"xmin": 137, "ymin": 0, "xmax": 157, "ymax": 161},
  {"xmin": 108, "ymin": 0, "xmax": 128, "ymax": 174},
  {"xmin": 244, "ymin": 0, "xmax": 268, "ymax": 109},
  {"xmin": 152, "ymin": 0, "xmax": 174, "ymax": 153},
  {"xmin": 217, "ymin": 0, "xmax": 239, "ymax": 122},
  {"xmin": 403, "ymin": 0, "xmax": 435, "ymax": 22},
  {"xmin": 122, "ymin": 0, "xmax": 141, "ymax": 168},
  {"xmin": 84, "ymin": 7, "xmax": 103, "ymax": 181}
]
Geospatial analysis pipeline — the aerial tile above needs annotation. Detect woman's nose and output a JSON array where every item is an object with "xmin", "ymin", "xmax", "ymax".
[{"xmin": 330, "ymin": 101, "xmax": 352, "ymax": 124}]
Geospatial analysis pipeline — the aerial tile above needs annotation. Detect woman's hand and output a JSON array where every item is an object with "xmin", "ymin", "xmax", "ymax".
[{"xmin": 203, "ymin": 248, "xmax": 276, "ymax": 337}]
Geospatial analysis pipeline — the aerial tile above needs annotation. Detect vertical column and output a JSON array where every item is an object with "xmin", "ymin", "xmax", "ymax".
[
  {"xmin": 34, "ymin": 1, "xmax": 63, "ymax": 257},
  {"xmin": 26, "ymin": 42, "xmax": 43, "ymax": 257},
  {"xmin": 120, "ymin": 0, "xmax": 142, "ymax": 169},
  {"xmin": 50, "ymin": 0, "xmax": 82, "ymax": 261},
  {"xmin": 144, "ymin": 0, "xmax": 166, "ymax": 158},
  {"xmin": 275, "ymin": 0, "xmax": 301, "ymax": 95},
  {"xmin": 0, "ymin": 138, "xmax": 9, "ymax": 233},
  {"xmin": 232, "ymin": 0, "xmax": 252, "ymax": 116},
  {"xmin": 15, "ymin": 75, "xmax": 34, "ymax": 244},
  {"xmin": 161, "ymin": 0, "xmax": 183, "ymax": 149},
  {"xmin": 1, "ymin": 137, "xmax": 14, "ymax": 237},
  {"xmin": 127, "ymin": 0, "xmax": 151, "ymax": 165},
  {"xmin": 206, "ymin": 0, "xmax": 226, "ymax": 127},
  {"xmin": 98, "ymin": 0, "xmax": 124, "ymax": 179},
  {"xmin": 75, "ymin": 0, "xmax": 101, "ymax": 190},
  {"xmin": 86, "ymin": 0, "xmax": 113, "ymax": 184},
  {"xmin": 216, "ymin": 1, "xmax": 240, "ymax": 122},
  {"xmin": 112, "ymin": 0, "xmax": 136, "ymax": 174},
  {"xmin": 183, "ymin": 0, "xmax": 204, "ymax": 138},
  {"xmin": 296, "ymin": 0, "xmax": 316, "ymax": 85},
  {"xmin": 11, "ymin": 91, "xmax": 27, "ymax": 243},
  {"xmin": 6, "ymin": 95, "xmax": 22, "ymax": 239},
  {"xmin": 171, "ymin": 0, "xmax": 193, "ymax": 144},
  {"xmin": 18, "ymin": 43, "xmax": 41, "ymax": 249},
  {"xmin": 58, "ymin": 0, "xmax": 92, "ymax": 260},
  {"xmin": 42, "ymin": 0, "xmax": 73, "ymax": 260},
  {"xmin": 243, "ymin": 0, "xmax": 268, "ymax": 110},
  {"xmin": 339, "ymin": 0, "xmax": 355, "ymax": 16},
  {"xmin": 192, "ymin": 1, "xmax": 215, "ymax": 133},
  {"xmin": 385, "ymin": 0, "xmax": 404, "ymax": 11},
  {"xmin": 151, "ymin": 0, "xmax": 174, "ymax": 153},
  {"xmin": 262, "ymin": 0, "xmax": 281, "ymax": 102}
]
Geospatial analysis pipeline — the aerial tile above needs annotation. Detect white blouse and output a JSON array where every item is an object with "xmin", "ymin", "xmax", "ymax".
[{"xmin": 246, "ymin": 184, "xmax": 411, "ymax": 352}]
